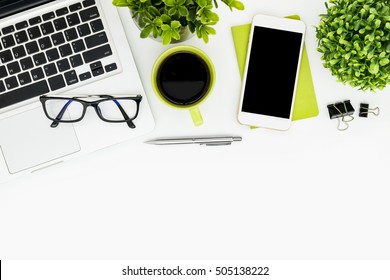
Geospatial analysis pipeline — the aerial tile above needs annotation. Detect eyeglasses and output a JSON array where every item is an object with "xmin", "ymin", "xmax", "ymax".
[{"xmin": 40, "ymin": 94, "xmax": 142, "ymax": 129}]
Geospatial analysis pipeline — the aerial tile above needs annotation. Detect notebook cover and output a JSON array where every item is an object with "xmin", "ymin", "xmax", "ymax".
[{"xmin": 231, "ymin": 15, "xmax": 319, "ymax": 126}]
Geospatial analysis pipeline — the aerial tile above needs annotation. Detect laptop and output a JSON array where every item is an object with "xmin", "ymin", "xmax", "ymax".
[{"xmin": 0, "ymin": 0, "xmax": 155, "ymax": 183}]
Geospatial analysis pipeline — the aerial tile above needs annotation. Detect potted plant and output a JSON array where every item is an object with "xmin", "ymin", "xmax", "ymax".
[
  {"xmin": 112, "ymin": 0, "xmax": 244, "ymax": 45},
  {"xmin": 316, "ymin": 0, "xmax": 390, "ymax": 91}
]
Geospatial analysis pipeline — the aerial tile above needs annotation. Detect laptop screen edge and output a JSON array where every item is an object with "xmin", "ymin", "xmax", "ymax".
[{"xmin": 0, "ymin": 0, "xmax": 56, "ymax": 19}]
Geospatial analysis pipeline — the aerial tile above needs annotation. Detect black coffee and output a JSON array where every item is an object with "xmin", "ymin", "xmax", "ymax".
[{"xmin": 156, "ymin": 51, "xmax": 211, "ymax": 106}]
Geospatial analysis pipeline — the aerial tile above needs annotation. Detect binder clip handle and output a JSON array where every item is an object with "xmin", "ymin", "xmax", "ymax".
[
  {"xmin": 327, "ymin": 100, "xmax": 355, "ymax": 131},
  {"xmin": 359, "ymin": 103, "xmax": 380, "ymax": 118}
]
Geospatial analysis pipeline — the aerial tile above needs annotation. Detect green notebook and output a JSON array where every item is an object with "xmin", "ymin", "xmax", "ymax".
[{"xmin": 231, "ymin": 15, "xmax": 319, "ymax": 125}]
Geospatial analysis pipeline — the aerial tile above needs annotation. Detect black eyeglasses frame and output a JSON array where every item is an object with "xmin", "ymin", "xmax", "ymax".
[{"xmin": 39, "ymin": 94, "xmax": 142, "ymax": 129}]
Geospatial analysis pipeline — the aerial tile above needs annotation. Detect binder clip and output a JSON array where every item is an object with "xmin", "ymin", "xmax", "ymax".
[
  {"xmin": 359, "ymin": 103, "xmax": 380, "ymax": 118},
  {"xmin": 327, "ymin": 100, "xmax": 355, "ymax": 131}
]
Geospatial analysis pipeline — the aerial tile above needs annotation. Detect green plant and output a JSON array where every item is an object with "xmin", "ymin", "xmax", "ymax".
[
  {"xmin": 112, "ymin": 0, "xmax": 244, "ymax": 45},
  {"xmin": 316, "ymin": 0, "xmax": 390, "ymax": 91}
]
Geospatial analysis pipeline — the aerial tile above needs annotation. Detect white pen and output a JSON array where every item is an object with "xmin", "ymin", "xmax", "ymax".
[{"xmin": 145, "ymin": 136, "xmax": 242, "ymax": 146}]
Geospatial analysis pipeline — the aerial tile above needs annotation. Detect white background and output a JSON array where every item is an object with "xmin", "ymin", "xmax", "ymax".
[{"xmin": 1, "ymin": 0, "xmax": 390, "ymax": 259}]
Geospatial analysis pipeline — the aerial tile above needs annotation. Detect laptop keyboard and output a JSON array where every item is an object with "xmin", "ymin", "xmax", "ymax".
[{"xmin": 0, "ymin": 0, "xmax": 120, "ymax": 109}]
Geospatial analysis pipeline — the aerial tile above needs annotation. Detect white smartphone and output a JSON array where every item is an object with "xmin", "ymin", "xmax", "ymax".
[{"xmin": 238, "ymin": 14, "xmax": 306, "ymax": 130}]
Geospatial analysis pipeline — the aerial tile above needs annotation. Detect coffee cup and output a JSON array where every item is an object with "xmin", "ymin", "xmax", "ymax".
[{"xmin": 152, "ymin": 46, "xmax": 215, "ymax": 126}]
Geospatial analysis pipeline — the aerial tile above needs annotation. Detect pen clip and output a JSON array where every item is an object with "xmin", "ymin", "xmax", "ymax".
[{"xmin": 202, "ymin": 141, "xmax": 232, "ymax": 146}]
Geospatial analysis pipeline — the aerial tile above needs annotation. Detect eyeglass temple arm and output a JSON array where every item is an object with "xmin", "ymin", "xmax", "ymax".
[
  {"xmin": 113, "ymin": 99, "xmax": 136, "ymax": 129},
  {"xmin": 50, "ymin": 100, "xmax": 73, "ymax": 128}
]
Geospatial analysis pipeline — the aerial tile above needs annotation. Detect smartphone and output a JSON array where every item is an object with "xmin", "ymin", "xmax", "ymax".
[{"xmin": 237, "ymin": 14, "xmax": 306, "ymax": 130}]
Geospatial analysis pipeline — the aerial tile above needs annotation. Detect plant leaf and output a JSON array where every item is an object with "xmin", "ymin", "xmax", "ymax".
[
  {"xmin": 161, "ymin": 24, "xmax": 170, "ymax": 31},
  {"xmin": 161, "ymin": 14, "xmax": 171, "ymax": 22},
  {"xmin": 369, "ymin": 62, "xmax": 379, "ymax": 74},
  {"xmin": 231, "ymin": 0, "xmax": 244, "ymax": 10},
  {"xmin": 140, "ymin": 24, "xmax": 153, "ymax": 38},
  {"xmin": 171, "ymin": 20, "xmax": 181, "ymax": 29},
  {"xmin": 380, "ymin": 58, "xmax": 390, "ymax": 66},
  {"xmin": 164, "ymin": 0, "xmax": 176, "ymax": 6},
  {"xmin": 204, "ymin": 10, "xmax": 219, "ymax": 21},
  {"xmin": 112, "ymin": 0, "xmax": 130, "ymax": 7},
  {"xmin": 168, "ymin": 7, "xmax": 176, "ymax": 16},
  {"xmin": 178, "ymin": 6, "xmax": 188, "ymax": 16},
  {"xmin": 162, "ymin": 33, "xmax": 172, "ymax": 45}
]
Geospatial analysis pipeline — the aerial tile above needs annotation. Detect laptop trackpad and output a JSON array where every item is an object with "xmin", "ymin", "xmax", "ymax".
[{"xmin": 0, "ymin": 107, "xmax": 80, "ymax": 174}]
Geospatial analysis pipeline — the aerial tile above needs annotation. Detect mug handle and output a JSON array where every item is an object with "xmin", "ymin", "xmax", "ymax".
[{"xmin": 189, "ymin": 107, "xmax": 203, "ymax": 126}]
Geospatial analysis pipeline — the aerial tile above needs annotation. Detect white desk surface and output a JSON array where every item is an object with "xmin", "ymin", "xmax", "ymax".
[{"xmin": 1, "ymin": 0, "xmax": 389, "ymax": 259}]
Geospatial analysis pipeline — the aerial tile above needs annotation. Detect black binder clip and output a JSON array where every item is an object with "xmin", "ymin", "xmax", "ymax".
[
  {"xmin": 359, "ymin": 103, "xmax": 380, "ymax": 118},
  {"xmin": 327, "ymin": 100, "xmax": 355, "ymax": 131}
]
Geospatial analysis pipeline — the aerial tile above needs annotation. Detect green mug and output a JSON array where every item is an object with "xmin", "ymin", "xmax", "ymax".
[{"xmin": 152, "ymin": 46, "xmax": 215, "ymax": 126}]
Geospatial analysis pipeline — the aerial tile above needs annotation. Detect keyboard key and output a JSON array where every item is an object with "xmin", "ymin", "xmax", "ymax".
[
  {"xmin": 0, "ymin": 66, "xmax": 8, "ymax": 79},
  {"xmin": 2, "ymin": 35, "xmax": 16, "ymax": 48},
  {"xmin": 12, "ymin": 45, "xmax": 27, "ymax": 59},
  {"xmin": 31, "ymin": 67, "xmax": 45, "ymax": 80},
  {"xmin": 67, "ymin": 13, "xmax": 81, "ymax": 27},
  {"xmin": 5, "ymin": 76, "xmax": 19, "ymax": 90},
  {"xmin": 28, "ymin": 26, "xmax": 42, "ymax": 39},
  {"xmin": 92, "ymin": 66, "xmax": 104, "ymax": 77},
  {"xmin": 72, "ymin": 39, "xmax": 85, "ymax": 53},
  {"xmin": 70, "ymin": 54, "xmax": 83, "ymax": 67},
  {"xmin": 48, "ymin": 74, "xmax": 66, "ymax": 91},
  {"xmin": 64, "ymin": 28, "xmax": 78, "ymax": 41},
  {"xmin": 83, "ymin": 0, "xmax": 96, "ymax": 8},
  {"xmin": 54, "ymin": 17, "xmax": 67, "ymax": 31},
  {"xmin": 80, "ymin": 6, "xmax": 100, "ymax": 22},
  {"xmin": 33, "ymin": 53, "xmax": 47, "ymax": 66},
  {"xmin": 42, "ymin": 12, "xmax": 55, "ymax": 21},
  {"xmin": 14, "ymin": 30, "xmax": 29, "ymax": 44},
  {"xmin": 51, "ymin": 32, "xmax": 65, "ymax": 46},
  {"xmin": 90, "ymin": 19, "xmax": 104, "ymax": 32},
  {"xmin": 85, "ymin": 31, "xmax": 107, "ymax": 48},
  {"xmin": 77, "ymin": 23, "xmax": 91, "ymax": 37},
  {"xmin": 82, "ymin": 44, "xmax": 112, "ymax": 63},
  {"xmin": 46, "ymin": 48, "xmax": 60, "ymax": 62},
  {"xmin": 59, "ymin": 44, "xmax": 73, "ymax": 57},
  {"xmin": 41, "ymin": 22, "xmax": 55, "ymax": 35},
  {"xmin": 38, "ymin": 37, "xmax": 52, "ymax": 50},
  {"xmin": 2, "ymin": 25, "xmax": 15, "ymax": 35},
  {"xmin": 64, "ymin": 70, "xmax": 78, "ymax": 85},
  {"xmin": 18, "ymin": 72, "xmax": 32, "ymax": 85},
  {"xmin": 29, "ymin": 16, "xmax": 42, "ymax": 25},
  {"xmin": 90, "ymin": 61, "xmax": 102, "ymax": 71},
  {"xmin": 0, "ymin": 50, "xmax": 13, "ymax": 63},
  {"xmin": 69, "ymin": 2, "xmax": 82, "ymax": 12},
  {"xmin": 79, "ymin": 71, "xmax": 91, "ymax": 81},
  {"xmin": 20, "ymin": 57, "xmax": 34, "ymax": 71},
  {"xmin": 105, "ymin": 63, "xmax": 117, "ymax": 72},
  {"xmin": 0, "ymin": 80, "xmax": 49, "ymax": 109},
  {"xmin": 56, "ymin": 7, "xmax": 69, "ymax": 17},
  {"xmin": 26, "ymin": 41, "xmax": 39, "ymax": 54},
  {"xmin": 7, "ymin": 61, "xmax": 21, "ymax": 75},
  {"xmin": 0, "ymin": 81, "xmax": 5, "ymax": 93},
  {"xmin": 15, "ymin": 21, "xmax": 28, "ymax": 30},
  {"xmin": 57, "ymin": 58, "xmax": 70, "ymax": 72},
  {"xmin": 82, "ymin": 0, "xmax": 96, "ymax": 7},
  {"xmin": 44, "ymin": 63, "xmax": 58, "ymax": 77}
]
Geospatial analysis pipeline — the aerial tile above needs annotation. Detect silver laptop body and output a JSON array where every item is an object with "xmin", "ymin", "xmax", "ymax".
[{"xmin": 0, "ymin": 0, "xmax": 155, "ymax": 183}]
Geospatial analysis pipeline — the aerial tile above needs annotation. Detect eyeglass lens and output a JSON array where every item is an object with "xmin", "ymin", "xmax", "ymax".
[
  {"xmin": 97, "ymin": 99, "xmax": 138, "ymax": 121},
  {"xmin": 45, "ymin": 99, "xmax": 84, "ymax": 121}
]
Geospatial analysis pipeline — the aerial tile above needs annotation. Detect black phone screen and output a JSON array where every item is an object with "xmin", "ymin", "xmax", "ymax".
[{"xmin": 241, "ymin": 26, "xmax": 303, "ymax": 119}]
